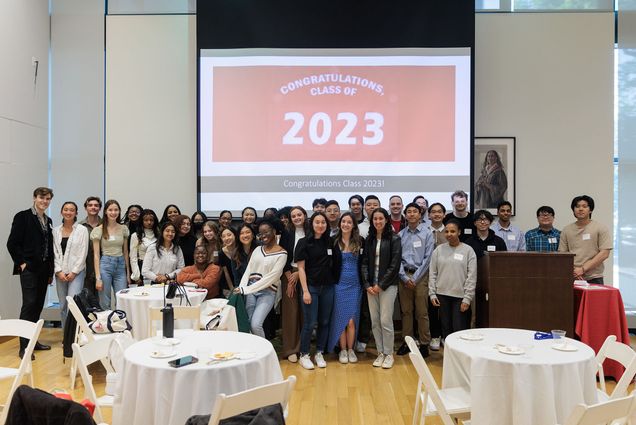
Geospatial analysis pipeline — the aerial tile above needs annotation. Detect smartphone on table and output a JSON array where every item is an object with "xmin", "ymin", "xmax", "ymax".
[{"xmin": 168, "ymin": 355, "xmax": 198, "ymax": 368}]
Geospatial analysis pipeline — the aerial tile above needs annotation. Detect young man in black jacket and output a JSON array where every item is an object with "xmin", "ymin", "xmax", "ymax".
[{"xmin": 6, "ymin": 187, "xmax": 55, "ymax": 358}]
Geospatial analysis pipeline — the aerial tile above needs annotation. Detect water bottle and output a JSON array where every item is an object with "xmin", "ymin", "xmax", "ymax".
[{"xmin": 162, "ymin": 303, "xmax": 174, "ymax": 338}]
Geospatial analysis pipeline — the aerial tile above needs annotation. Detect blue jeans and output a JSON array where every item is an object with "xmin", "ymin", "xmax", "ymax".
[
  {"xmin": 245, "ymin": 290, "xmax": 276, "ymax": 338},
  {"xmin": 99, "ymin": 255, "xmax": 127, "ymax": 310},
  {"xmin": 367, "ymin": 284, "xmax": 398, "ymax": 355},
  {"xmin": 56, "ymin": 270, "xmax": 85, "ymax": 328},
  {"xmin": 300, "ymin": 284, "xmax": 334, "ymax": 354}
]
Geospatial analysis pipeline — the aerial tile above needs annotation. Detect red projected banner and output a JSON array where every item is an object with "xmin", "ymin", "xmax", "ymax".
[{"xmin": 211, "ymin": 66, "xmax": 455, "ymax": 162}]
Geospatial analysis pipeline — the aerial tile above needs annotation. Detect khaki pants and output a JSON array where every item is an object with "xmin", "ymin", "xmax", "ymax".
[
  {"xmin": 280, "ymin": 272, "xmax": 302, "ymax": 357},
  {"xmin": 398, "ymin": 273, "xmax": 431, "ymax": 345}
]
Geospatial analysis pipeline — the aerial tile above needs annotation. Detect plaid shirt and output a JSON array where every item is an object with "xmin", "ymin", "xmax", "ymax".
[{"xmin": 525, "ymin": 227, "xmax": 561, "ymax": 252}]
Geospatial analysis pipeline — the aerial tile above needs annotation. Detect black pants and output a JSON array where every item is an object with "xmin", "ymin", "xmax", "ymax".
[
  {"xmin": 19, "ymin": 266, "xmax": 49, "ymax": 350},
  {"xmin": 357, "ymin": 291, "xmax": 371, "ymax": 344},
  {"xmin": 438, "ymin": 294, "xmax": 470, "ymax": 339},
  {"xmin": 428, "ymin": 299, "xmax": 441, "ymax": 339}
]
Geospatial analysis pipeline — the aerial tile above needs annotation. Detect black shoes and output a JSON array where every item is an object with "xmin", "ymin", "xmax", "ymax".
[
  {"xmin": 18, "ymin": 349, "xmax": 35, "ymax": 360},
  {"xmin": 396, "ymin": 341, "xmax": 410, "ymax": 356},
  {"xmin": 419, "ymin": 344, "xmax": 430, "ymax": 359},
  {"xmin": 34, "ymin": 342, "xmax": 51, "ymax": 351}
]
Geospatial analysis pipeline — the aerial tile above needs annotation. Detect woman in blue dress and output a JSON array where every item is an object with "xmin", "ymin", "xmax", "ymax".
[{"xmin": 328, "ymin": 212, "xmax": 363, "ymax": 364}]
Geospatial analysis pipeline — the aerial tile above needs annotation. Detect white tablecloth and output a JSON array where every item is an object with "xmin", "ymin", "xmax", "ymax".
[
  {"xmin": 116, "ymin": 286, "xmax": 207, "ymax": 340},
  {"xmin": 112, "ymin": 330, "xmax": 283, "ymax": 425},
  {"xmin": 442, "ymin": 328, "xmax": 598, "ymax": 425}
]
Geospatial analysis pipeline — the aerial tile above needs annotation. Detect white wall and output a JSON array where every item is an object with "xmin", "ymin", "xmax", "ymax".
[
  {"xmin": 50, "ymin": 0, "xmax": 105, "ymax": 219},
  {"xmin": 475, "ymin": 12, "xmax": 615, "ymax": 280},
  {"xmin": 0, "ymin": 0, "xmax": 50, "ymax": 319},
  {"xmin": 105, "ymin": 15, "xmax": 197, "ymax": 215}
]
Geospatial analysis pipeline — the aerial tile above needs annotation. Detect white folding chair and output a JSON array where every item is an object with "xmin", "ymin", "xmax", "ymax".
[
  {"xmin": 405, "ymin": 336, "xmax": 471, "ymax": 425},
  {"xmin": 66, "ymin": 296, "xmax": 118, "ymax": 390},
  {"xmin": 72, "ymin": 338, "xmax": 116, "ymax": 424},
  {"xmin": 0, "ymin": 319, "xmax": 44, "ymax": 425},
  {"xmin": 595, "ymin": 335, "xmax": 636, "ymax": 400},
  {"xmin": 147, "ymin": 305, "xmax": 201, "ymax": 337},
  {"xmin": 206, "ymin": 375, "xmax": 296, "ymax": 425},
  {"xmin": 560, "ymin": 394, "xmax": 636, "ymax": 425}
]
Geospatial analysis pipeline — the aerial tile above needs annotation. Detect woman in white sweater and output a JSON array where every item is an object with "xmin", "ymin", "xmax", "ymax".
[
  {"xmin": 129, "ymin": 209, "xmax": 159, "ymax": 284},
  {"xmin": 235, "ymin": 219, "xmax": 287, "ymax": 338},
  {"xmin": 53, "ymin": 201, "xmax": 89, "ymax": 327},
  {"xmin": 142, "ymin": 221, "xmax": 185, "ymax": 283},
  {"xmin": 428, "ymin": 220, "xmax": 477, "ymax": 338}
]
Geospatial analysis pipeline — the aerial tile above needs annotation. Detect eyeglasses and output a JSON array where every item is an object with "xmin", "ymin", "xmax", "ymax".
[{"xmin": 475, "ymin": 218, "xmax": 490, "ymax": 223}]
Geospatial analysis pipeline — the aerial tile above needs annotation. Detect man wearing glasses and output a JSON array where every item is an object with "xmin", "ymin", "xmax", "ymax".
[
  {"xmin": 465, "ymin": 210, "xmax": 507, "ymax": 260},
  {"xmin": 525, "ymin": 206, "xmax": 561, "ymax": 252}
]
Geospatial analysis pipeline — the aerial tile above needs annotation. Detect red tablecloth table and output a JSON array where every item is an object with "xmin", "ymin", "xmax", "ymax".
[{"xmin": 574, "ymin": 284, "xmax": 631, "ymax": 380}]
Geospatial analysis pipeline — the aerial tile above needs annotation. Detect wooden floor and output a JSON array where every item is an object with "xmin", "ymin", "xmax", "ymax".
[{"xmin": 0, "ymin": 328, "xmax": 628, "ymax": 425}]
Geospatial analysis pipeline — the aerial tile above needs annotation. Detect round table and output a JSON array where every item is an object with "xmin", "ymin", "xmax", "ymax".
[
  {"xmin": 116, "ymin": 286, "xmax": 207, "ymax": 340},
  {"xmin": 112, "ymin": 330, "xmax": 283, "ymax": 425},
  {"xmin": 442, "ymin": 328, "xmax": 598, "ymax": 425}
]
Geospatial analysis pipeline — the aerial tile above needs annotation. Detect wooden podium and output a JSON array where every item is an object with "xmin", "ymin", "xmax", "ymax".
[{"xmin": 475, "ymin": 252, "xmax": 575, "ymax": 335}]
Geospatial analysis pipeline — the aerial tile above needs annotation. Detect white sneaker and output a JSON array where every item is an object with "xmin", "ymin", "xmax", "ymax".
[
  {"xmin": 315, "ymin": 352, "xmax": 327, "ymax": 368},
  {"xmin": 373, "ymin": 353, "xmax": 385, "ymax": 367},
  {"xmin": 347, "ymin": 349, "xmax": 358, "ymax": 363},
  {"xmin": 381, "ymin": 354, "xmax": 394, "ymax": 369},
  {"xmin": 338, "ymin": 350, "xmax": 348, "ymax": 364},
  {"xmin": 287, "ymin": 353, "xmax": 298, "ymax": 363},
  {"xmin": 299, "ymin": 354, "xmax": 314, "ymax": 370},
  {"xmin": 355, "ymin": 341, "xmax": 367, "ymax": 353},
  {"xmin": 430, "ymin": 338, "xmax": 441, "ymax": 351}
]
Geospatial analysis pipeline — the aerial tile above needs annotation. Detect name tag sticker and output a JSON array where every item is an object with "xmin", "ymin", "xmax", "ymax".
[
  {"xmin": 582, "ymin": 233, "xmax": 591, "ymax": 241},
  {"xmin": 213, "ymin": 251, "xmax": 219, "ymax": 257},
  {"xmin": 464, "ymin": 229, "xmax": 472, "ymax": 235},
  {"xmin": 507, "ymin": 234, "xmax": 516, "ymax": 241},
  {"xmin": 487, "ymin": 245, "xmax": 496, "ymax": 252},
  {"xmin": 360, "ymin": 248, "xmax": 363, "ymax": 254},
  {"xmin": 548, "ymin": 237, "xmax": 557, "ymax": 244},
  {"xmin": 453, "ymin": 253, "xmax": 464, "ymax": 261},
  {"xmin": 327, "ymin": 249, "xmax": 332, "ymax": 256},
  {"xmin": 413, "ymin": 240, "xmax": 422, "ymax": 248},
  {"xmin": 109, "ymin": 235, "xmax": 116, "ymax": 241}
]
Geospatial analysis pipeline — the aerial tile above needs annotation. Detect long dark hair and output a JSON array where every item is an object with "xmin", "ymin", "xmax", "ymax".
[
  {"xmin": 122, "ymin": 204, "xmax": 143, "ymax": 225},
  {"xmin": 160, "ymin": 204, "xmax": 181, "ymax": 224},
  {"xmin": 156, "ymin": 221, "xmax": 179, "ymax": 258},
  {"xmin": 334, "ymin": 212, "xmax": 362, "ymax": 254},
  {"xmin": 368, "ymin": 207, "xmax": 392, "ymax": 241},
  {"xmin": 136, "ymin": 209, "xmax": 160, "ymax": 242},
  {"xmin": 234, "ymin": 223, "xmax": 258, "ymax": 268}
]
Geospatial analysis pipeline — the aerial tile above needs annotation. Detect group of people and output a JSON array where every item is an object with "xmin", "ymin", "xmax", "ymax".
[{"xmin": 6, "ymin": 188, "xmax": 611, "ymax": 367}]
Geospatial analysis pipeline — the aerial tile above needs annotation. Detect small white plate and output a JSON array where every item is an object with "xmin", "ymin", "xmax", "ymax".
[
  {"xmin": 552, "ymin": 343, "xmax": 578, "ymax": 352},
  {"xmin": 498, "ymin": 345, "xmax": 524, "ymax": 355},
  {"xmin": 460, "ymin": 332, "xmax": 484, "ymax": 341},
  {"xmin": 150, "ymin": 350, "xmax": 177, "ymax": 358}
]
